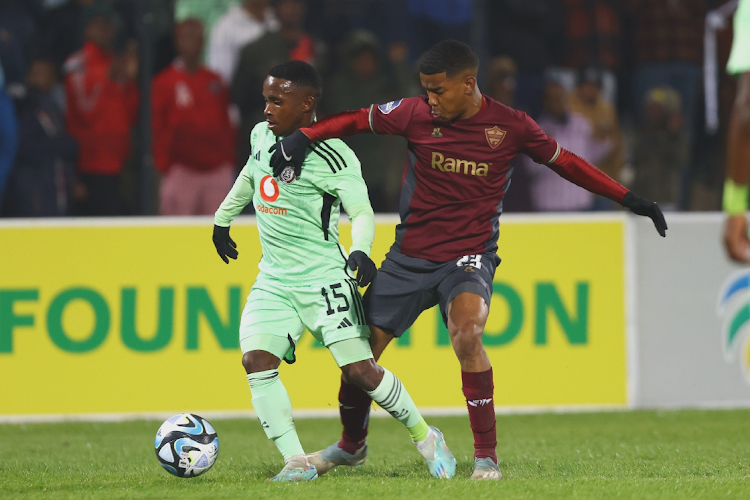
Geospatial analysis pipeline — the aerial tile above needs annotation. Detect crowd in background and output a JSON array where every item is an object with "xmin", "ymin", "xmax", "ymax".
[{"xmin": 0, "ymin": 0, "xmax": 737, "ymax": 217}]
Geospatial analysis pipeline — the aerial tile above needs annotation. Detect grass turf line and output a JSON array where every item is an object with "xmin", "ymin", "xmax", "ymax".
[{"xmin": 1, "ymin": 409, "xmax": 750, "ymax": 499}]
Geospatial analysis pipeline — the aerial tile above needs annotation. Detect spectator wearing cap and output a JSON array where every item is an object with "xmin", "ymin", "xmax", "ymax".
[
  {"xmin": 63, "ymin": 1, "xmax": 138, "ymax": 216},
  {"xmin": 207, "ymin": 0, "xmax": 279, "ymax": 85},
  {"xmin": 524, "ymin": 79, "xmax": 613, "ymax": 212},
  {"xmin": 152, "ymin": 18, "xmax": 236, "ymax": 216},
  {"xmin": 5, "ymin": 58, "xmax": 77, "ymax": 217},
  {"xmin": 630, "ymin": 86, "xmax": 688, "ymax": 210},
  {"xmin": 569, "ymin": 65, "xmax": 624, "ymax": 189}
]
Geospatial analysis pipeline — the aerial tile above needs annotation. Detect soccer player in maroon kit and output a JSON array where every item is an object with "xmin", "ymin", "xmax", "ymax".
[{"xmin": 269, "ymin": 40, "xmax": 667, "ymax": 480}]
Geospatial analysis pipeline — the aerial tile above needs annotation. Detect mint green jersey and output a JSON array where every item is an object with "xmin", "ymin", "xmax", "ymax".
[{"xmin": 215, "ymin": 122, "xmax": 374, "ymax": 285}]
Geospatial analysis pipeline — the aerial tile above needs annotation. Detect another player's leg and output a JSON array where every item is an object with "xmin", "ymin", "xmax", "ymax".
[
  {"xmin": 242, "ymin": 348, "xmax": 317, "ymax": 482},
  {"xmin": 446, "ymin": 292, "xmax": 502, "ymax": 480},
  {"xmin": 332, "ymin": 339, "xmax": 456, "ymax": 478}
]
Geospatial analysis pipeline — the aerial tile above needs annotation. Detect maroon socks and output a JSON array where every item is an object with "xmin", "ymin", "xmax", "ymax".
[
  {"xmin": 462, "ymin": 368, "xmax": 498, "ymax": 463},
  {"xmin": 337, "ymin": 381, "xmax": 372, "ymax": 454}
]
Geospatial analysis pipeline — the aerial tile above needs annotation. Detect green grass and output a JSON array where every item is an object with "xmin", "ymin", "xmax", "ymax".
[{"xmin": 1, "ymin": 410, "xmax": 750, "ymax": 499}]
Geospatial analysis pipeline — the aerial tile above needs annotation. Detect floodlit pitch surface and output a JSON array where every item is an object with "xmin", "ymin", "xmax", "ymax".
[{"xmin": 2, "ymin": 410, "xmax": 750, "ymax": 499}]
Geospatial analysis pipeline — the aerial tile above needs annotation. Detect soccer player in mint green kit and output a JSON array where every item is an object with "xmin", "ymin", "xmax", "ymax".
[{"xmin": 212, "ymin": 61, "xmax": 456, "ymax": 482}]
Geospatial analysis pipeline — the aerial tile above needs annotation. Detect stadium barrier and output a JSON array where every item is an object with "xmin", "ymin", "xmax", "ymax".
[{"xmin": 1, "ymin": 214, "xmax": 630, "ymax": 420}]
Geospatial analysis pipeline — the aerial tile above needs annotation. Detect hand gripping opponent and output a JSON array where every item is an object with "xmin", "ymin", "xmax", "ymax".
[
  {"xmin": 622, "ymin": 192, "xmax": 668, "ymax": 237},
  {"xmin": 347, "ymin": 251, "xmax": 377, "ymax": 287},
  {"xmin": 268, "ymin": 130, "xmax": 311, "ymax": 179}
]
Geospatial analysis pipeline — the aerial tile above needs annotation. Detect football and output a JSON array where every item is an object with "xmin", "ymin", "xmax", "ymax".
[{"xmin": 154, "ymin": 413, "xmax": 219, "ymax": 478}]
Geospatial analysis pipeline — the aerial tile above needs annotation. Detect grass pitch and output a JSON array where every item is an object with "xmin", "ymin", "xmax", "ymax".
[{"xmin": 1, "ymin": 409, "xmax": 750, "ymax": 499}]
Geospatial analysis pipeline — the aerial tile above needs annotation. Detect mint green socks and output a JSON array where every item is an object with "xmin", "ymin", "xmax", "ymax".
[
  {"xmin": 366, "ymin": 368, "xmax": 430, "ymax": 442},
  {"xmin": 247, "ymin": 369, "xmax": 304, "ymax": 461}
]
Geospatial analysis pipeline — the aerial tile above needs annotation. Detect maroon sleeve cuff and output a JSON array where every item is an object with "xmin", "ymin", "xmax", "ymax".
[
  {"xmin": 547, "ymin": 148, "xmax": 628, "ymax": 204},
  {"xmin": 301, "ymin": 108, "xmax": 372, "ymax": 142}
]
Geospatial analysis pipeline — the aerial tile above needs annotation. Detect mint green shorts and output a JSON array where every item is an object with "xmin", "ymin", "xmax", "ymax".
[
  {"xmin": 240, "ymin": 277, "xmax": 372, "ymax": 367},
  {"xmin": 728, "ymin": 0, "xmax": 750, "ymax": 75}
]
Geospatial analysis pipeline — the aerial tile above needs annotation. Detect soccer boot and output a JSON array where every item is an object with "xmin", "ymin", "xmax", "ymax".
[
  {"xmin": 415, "ymin": 426, "xmax": 456, "ymax": 479},
  {"xmin": 305, "ymin": 442, "xmax": 368, "ymax": 476},
  {"xmin": 470, "ymin": 457, "xmax": 503, "ymax": 480},
  {"xmin": 269, "ymin": 455, "xmax": 318, "ymax": 482}
]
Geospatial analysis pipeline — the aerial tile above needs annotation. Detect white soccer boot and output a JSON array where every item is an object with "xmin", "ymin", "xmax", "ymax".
[
  {"xmin": 470, "ymin": 456, "xmax": 503, "ymax": 480},
  {"xmin": 268, "ymin": 455, "xmax": 318, "ymax": 482},
  {"xmin": 414, "ymin": 426, "xmax": 457, "ymax": 479},
  {"xmin": 305, "ymin": 442, "xmax": 368, "ymax": 475}
]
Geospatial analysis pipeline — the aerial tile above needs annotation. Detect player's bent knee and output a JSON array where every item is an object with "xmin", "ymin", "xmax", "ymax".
[
  {"xmin": 340, "ymin": 359, "xmax": 383, "ymax": 391},
  {"xmin": 242, "ymin": 350, "xmax": 281, "ymax": 374}
]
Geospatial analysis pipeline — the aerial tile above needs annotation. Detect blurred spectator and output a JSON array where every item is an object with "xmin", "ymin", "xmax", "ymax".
[
  {"xmin": 524, "ymin": 80, "xmax": 613, "ymax": 211},
  {"xmin": 627, "ymin": 0, "xmax": 706, "ymax": 133},
  {"xmin": 407, "ymin": 0, "xmax": 473, "ymax": 62},
  {"xmin": 175, "ymin": 0, "xmax": 239, "ymax": 40},
  {"xmin": 5, "ymin": 58, "xmax": 77, "ymax": 217},
  {"xmin": 64, "ymin": 1, "xmax": 138, "ymax": 216},
  {"xmin": 207, "ymin": 0, "xmax": 279, "ymax": 84},
  {"xmin": 323, "ymin": 30, "xmax": 414, "ymax": 212},
  {"xmin": 0, "ymin": 65, "xmax": 18, "ymax": 208},
  {"xmin": 486, "ymin": 0, "xmax": 565, "ymax": 117},
  {"xmin": 630, "ymin": 86, "xmax": 688, "ymax": 210},
  {"xmin": 0, "ymin": 0, "xmax": 39, "ymax": 95},
  {"xmin": 232, "ymin": 0, "xmax": 317, "ymax": 166},
  {"xmin": 152, "ymin": 19, "xmax": 235, "ymax": 216},
  {"xmin": 562, "ymin": 0, "xmax": 621, "ymax": 70},
  {"xmin": 569, "ymin": 65, "xmax": 624, "ymax": 184},
  {"xmin": 41, "ymin": 0, "xmax": 106, "ymax": 69}
]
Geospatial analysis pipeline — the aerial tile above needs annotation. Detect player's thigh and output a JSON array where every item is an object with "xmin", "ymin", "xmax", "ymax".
[
  {"xmin": 240, "ymin": 285, "xmax": 304, "ymax": 362},
  {"xmin": 363, "ymin": 256, "xmax": 438, "ymax": 338},
  {"xmin": 436, "ymin": 252, "xmax": 499, "ymax": 329},
  {"xmin": 295, "ymin": 278, "xmax": 370, "ymax": 349}
]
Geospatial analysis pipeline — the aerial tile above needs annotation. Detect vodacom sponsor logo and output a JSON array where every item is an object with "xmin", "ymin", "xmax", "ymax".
[{"xmin": 260, "ymin": 175, "xmax": 280, "ymax": 202}]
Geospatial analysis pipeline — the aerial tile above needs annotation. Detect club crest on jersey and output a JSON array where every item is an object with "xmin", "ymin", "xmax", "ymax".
[
  {"xmin": 279, "ymin": 166, "xmax": 296, "ymax": 185},
  {"xmin": 378, "ymin": 99, "xmax": 402, "ymax": 115},
  {"xmin": 485, "ymin": 126, "xmax": 506, "ymax": 149},
  {"xmin": 431, "ymin": 127, "xmax": 443, "ymax": 138}
]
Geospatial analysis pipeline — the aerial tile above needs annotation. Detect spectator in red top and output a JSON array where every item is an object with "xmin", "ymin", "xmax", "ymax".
[
  {"xmin": 63, "ymin": 1, "xmax": 138, "ymax": 216},
  {"xmin": 152, "ymin": 18, "xmax": 236, "ymax": 216},
  {"xmin": 276, "ymin": 0, "xmax": 315, "ymax": 64}
]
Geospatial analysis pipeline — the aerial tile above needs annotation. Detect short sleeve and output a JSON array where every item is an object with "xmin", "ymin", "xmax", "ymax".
[
  {"xmin": 520, "ymin": 113, "xmax": 560, "ymax": 164},
  {"xmin": 369, "ymin": 97, "xmax": 420, "ymax": 137}
]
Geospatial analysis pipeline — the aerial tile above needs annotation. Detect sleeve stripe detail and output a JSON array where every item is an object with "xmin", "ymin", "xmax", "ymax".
[
  {"xmin": 368, "ymin": 104, "xmax": 377, "ymax": 134},
  {"xmin": 314, "ymin": 141, "xmax": 341, "ymax": 170},
  {"xmin": 319, "ymin": 141, "xmax": 348, "ymax": 170},
  {"xmin": 310, "ymin": 143, "xmax": 337, "ymax": 174},
  {"xmin": 545, "ymin": 143, "xmax": 561, "ymax": 164}
]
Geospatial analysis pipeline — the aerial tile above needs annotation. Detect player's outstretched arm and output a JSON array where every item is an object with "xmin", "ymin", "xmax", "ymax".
[
  {"xmin": 268, "ymin": 108, "xmax": 372, "ymax": 178},
  {"xmin": 546, "ymin": 148, "xmax": 667, "ymax": 237},
  {"xmin": 212, "ymin": 163, "xmax": 255, "ymax": 263},
  {"xmin": 344, "ymin": 201, "xmax": 377, "ymax": 287}
]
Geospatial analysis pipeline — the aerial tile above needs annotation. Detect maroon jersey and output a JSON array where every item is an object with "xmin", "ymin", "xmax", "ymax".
[{"xmin": 368, "ymin": 95, "xmax": 558, "ymax": 262}]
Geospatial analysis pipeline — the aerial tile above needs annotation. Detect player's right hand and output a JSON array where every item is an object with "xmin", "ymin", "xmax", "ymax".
[
  {"xmin": 268, "ymin": 129, "xmax": 311, "ymax": 179},
  {"xmin": 213, "ymin": 225, "xmax": 238, "ymax": 264},
  {"xmin": 622, "ymin": 192, "xmax": 668, "ymax": 237},
  {"xmin": 723, "ymin": 214, "xmax": 750, "ymax": 263},
  {"xmin": 347, "ymin": 250, "xmax": 377, "ymax": 287}
]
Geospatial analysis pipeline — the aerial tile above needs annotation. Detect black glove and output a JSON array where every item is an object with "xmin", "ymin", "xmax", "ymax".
[
  {"xmin": 213, "ymin": 225, "xmax": 238, "ymax": 264},
  {"xmin": 268, "ymin": 129, "xmax": 311, "ymax": 179},
  {"xmin": 622, "ymin": 191, "xmax": 668, "ymax": 237},
  {"xmin": 347, "ymin": 250, "xmax": 377, "ymax": 287}
]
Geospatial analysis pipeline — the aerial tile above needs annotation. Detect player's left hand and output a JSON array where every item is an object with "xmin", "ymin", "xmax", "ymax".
[
  {"xmin": 347, "ymin": 250, "xmax": 377, "ymax": 287},
  {"xmin": 724, "ymin": 214, "xmax": 750, "ymax": 263},
  {"xmin": 268, "ymin": 129, "xmax": 311, "ymax": 179},
  {"xmin": 622, "ymin": 192, "xmax": 668, "ymax": 237},
  {"xmin": 213, "ymin": 225, "xmax": 238, "ymax": 264}
]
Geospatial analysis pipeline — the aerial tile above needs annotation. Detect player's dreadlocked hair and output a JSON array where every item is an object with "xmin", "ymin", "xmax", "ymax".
[
  {"xmin": 419, "ymin": 40, "xmax": 479, "ymax": 77},
  {"xmin": 268, "ymin": 60, "xmax": 323, "ymax": 100}
]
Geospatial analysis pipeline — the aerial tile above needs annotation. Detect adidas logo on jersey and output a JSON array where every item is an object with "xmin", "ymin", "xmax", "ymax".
[
  {"xmin": 337, "ymin": 318, "xmax": 354, "ymax": 329},
  {"xmin": 431, "ymin": 152, "xmax": 489, "ymax": 177}
]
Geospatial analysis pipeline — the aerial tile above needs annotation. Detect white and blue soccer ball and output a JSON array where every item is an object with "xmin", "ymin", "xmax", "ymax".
[{"xmin": 154, "ymin": 413, "xmax": 219, "ymax": 478}]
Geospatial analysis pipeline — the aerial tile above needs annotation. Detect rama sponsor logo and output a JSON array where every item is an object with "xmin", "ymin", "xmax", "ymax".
[
  {"xmin": 431, "ymin": 151, "xmax": 489, "ymax": 177},
  {"xmin": 717, "ymin": 270, "xmax": 750, "ymax": 383}
]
